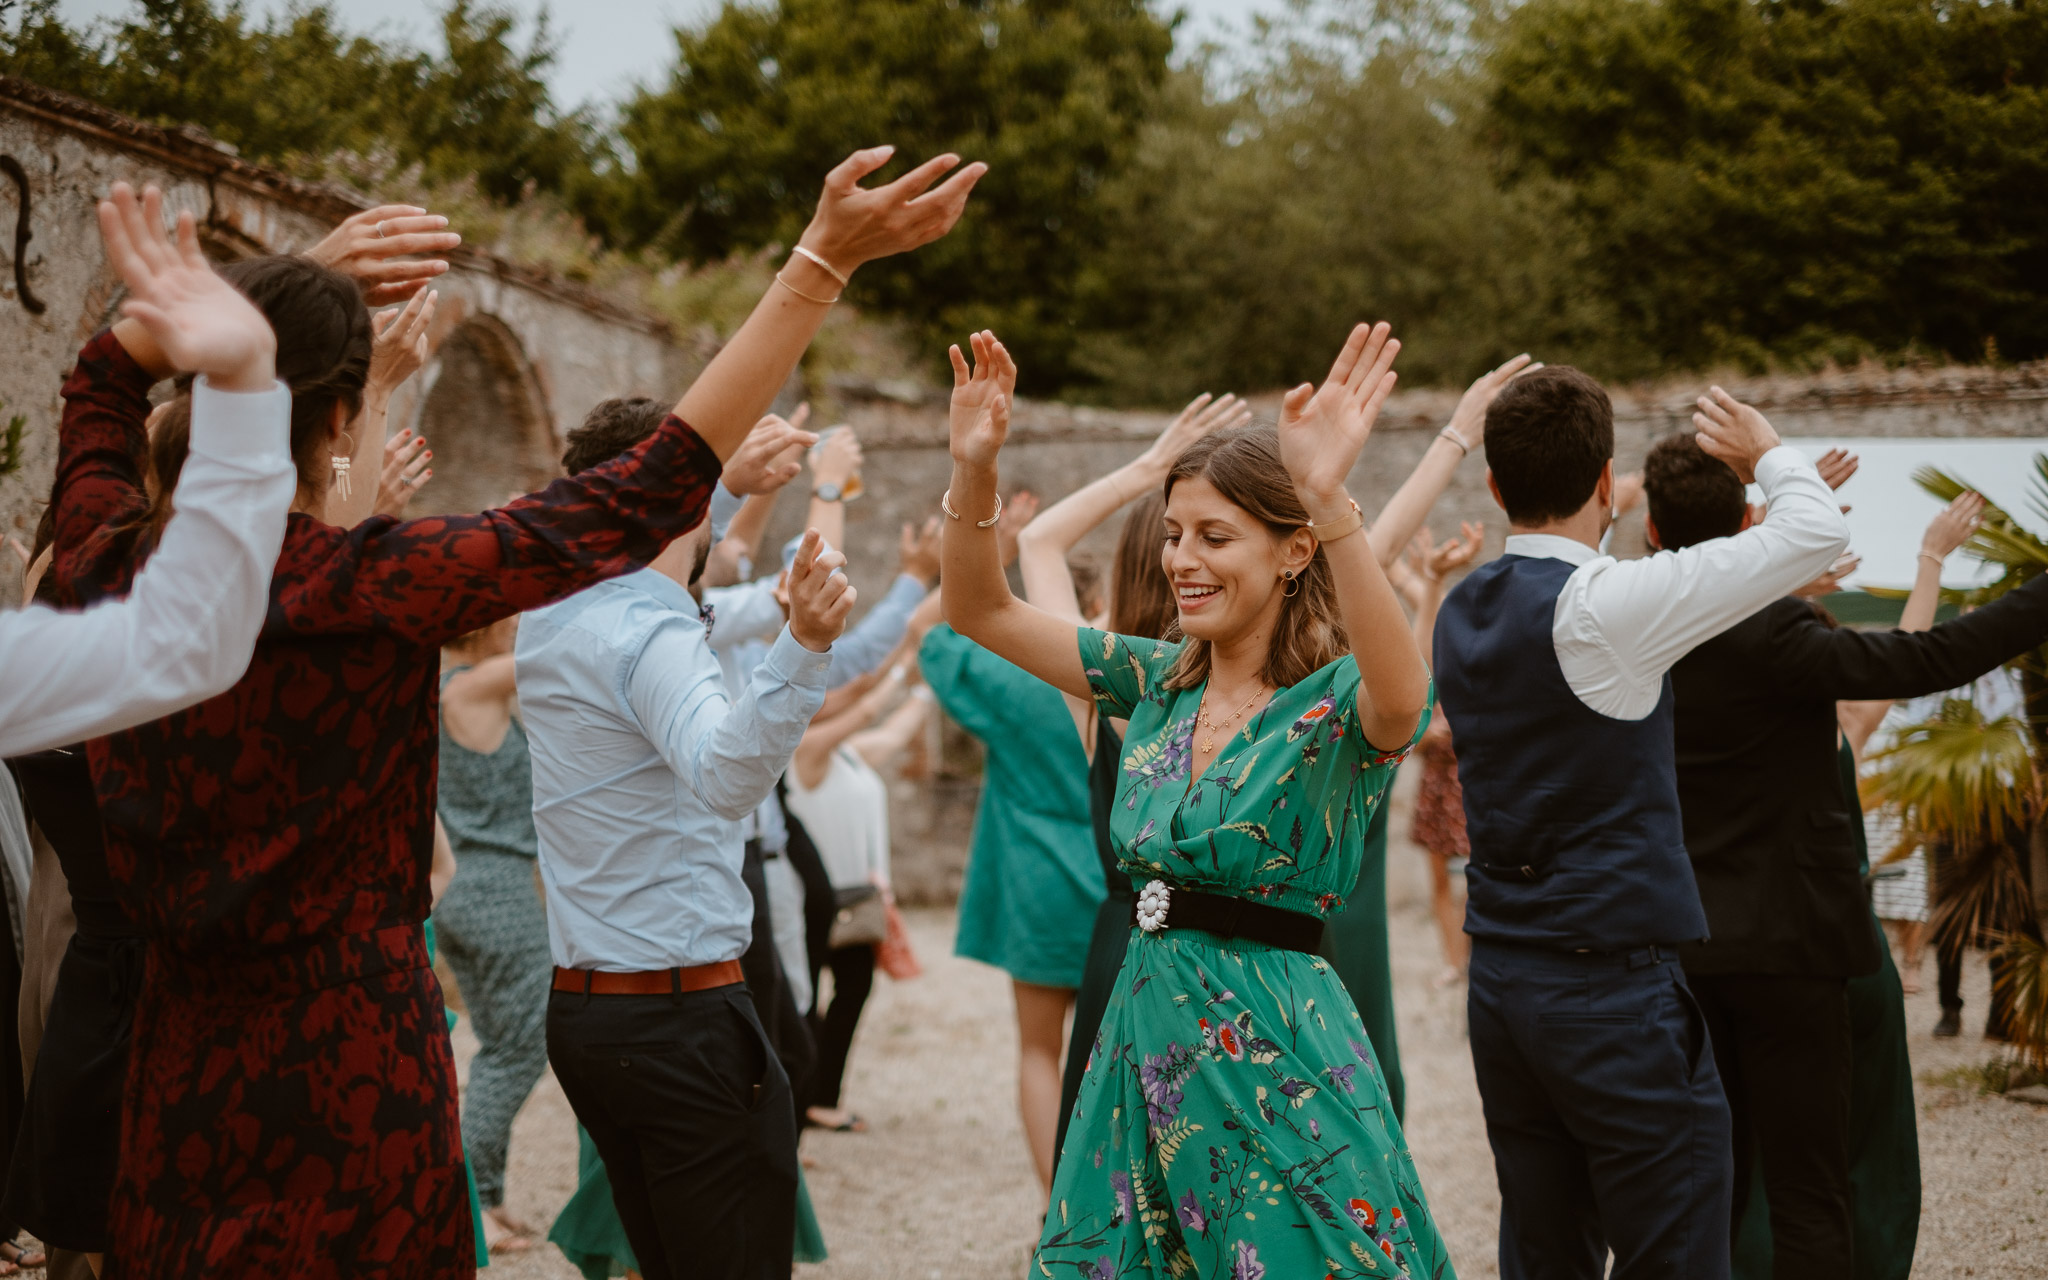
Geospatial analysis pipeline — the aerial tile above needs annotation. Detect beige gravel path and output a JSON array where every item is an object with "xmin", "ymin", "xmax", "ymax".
[{"xmin": 465, "ymin": 819, "xmax": 2048, "ymax": 1279}]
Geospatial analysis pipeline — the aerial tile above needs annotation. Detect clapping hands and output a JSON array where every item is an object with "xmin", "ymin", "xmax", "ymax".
[
  {"xmin": 1277, "ymin": 322, "xmax": 1402, "ymax": 515},
  {"xmin": 99, "ymin": 183, "xmax": 275, "ymax": 392}
]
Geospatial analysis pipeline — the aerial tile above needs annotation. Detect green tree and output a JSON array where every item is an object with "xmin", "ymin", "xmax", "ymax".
[
  {"xmin": 1065, "ymin": 5, "xmax": 1614, "ymax": 403},
  {"xmin": 1485, "ymin": 0, "xmax": 2048, "ymax": 373},
  {"xmin": 615, "ymin": 0, "xmax": 1173, "ymax": 392},
  {"xmin": 0, "ymin": 0, "xmax": 606, "ymax": 209}
]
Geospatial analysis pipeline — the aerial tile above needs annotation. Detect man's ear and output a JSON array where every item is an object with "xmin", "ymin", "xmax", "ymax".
[
  {"xmin": 1644, "ymin": 514, "xmax": 1664, "ymax": 551},
  {"xmin": 1594, "ymin": 458, "xmax": 1615, "ymax": 511},
  {"xmin": 1740, "ymin": 503, "xmax": 1760, "ymax": 533},
  {"xmin": 1485, "ymin": 469, "xmax": 1507, "ymax": 515}
]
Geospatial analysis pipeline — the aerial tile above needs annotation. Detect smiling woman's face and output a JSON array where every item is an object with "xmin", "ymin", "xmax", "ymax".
[{"xmin": 1162, "ymin": 475, "xmax": 1294, "ymax": 645}]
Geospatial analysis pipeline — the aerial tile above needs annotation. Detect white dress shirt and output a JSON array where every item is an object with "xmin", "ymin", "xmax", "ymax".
[
  {"xmin": 1510, "ymin": 445, "xmax": 1851, "ymax": 720},
  {"xmin": 517, "ymin": 567, "xmax": 831, "ymax": 971},
  {"xmin": 0, "ymin": 375, "xmax": 293, "ymax": 757}
]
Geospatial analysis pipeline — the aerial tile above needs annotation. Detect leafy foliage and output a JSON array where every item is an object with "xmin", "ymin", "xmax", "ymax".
[
  {"xmin": 1486, "ymin": 0, "xmax": 2048, "ymax": 374},
  {"xmin": 0, "ymin": 0, "xmax": 607, "ymax": 206},
  {"xmin": 612, "ymin": 0, "xmax": 1173, "ymax": 393}
]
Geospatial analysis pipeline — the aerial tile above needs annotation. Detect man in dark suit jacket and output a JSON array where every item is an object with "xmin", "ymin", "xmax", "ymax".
[{"xmin": 1642, "ymin": 435, "xmax": 2048, "ymax": 1280}]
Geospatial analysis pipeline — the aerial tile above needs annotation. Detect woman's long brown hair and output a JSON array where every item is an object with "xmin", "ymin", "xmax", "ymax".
[
  {"xmin": 1109, "ymin": 488, "xmax": 1174, "ymax": 639},
  {"xmin": 1160, "ymin": 424, "xmax": 1347, "ymax": 691}
]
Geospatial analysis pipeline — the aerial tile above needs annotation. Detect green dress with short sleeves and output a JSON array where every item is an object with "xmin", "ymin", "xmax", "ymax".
[{"xmin": 1036, "ymin": 628, "xmax": 1455, "ymax": 1280}]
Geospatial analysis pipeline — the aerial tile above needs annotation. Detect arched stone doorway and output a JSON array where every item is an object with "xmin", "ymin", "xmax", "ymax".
[{"xmin": 409, "ymin": 312, "xmax": 555, "ymax": 516}]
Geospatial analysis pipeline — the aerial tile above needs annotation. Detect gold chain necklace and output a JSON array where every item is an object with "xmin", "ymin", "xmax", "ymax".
[{"xmin": 1195, "ymin": 682, "xmax": 1269, "ymax": 754}]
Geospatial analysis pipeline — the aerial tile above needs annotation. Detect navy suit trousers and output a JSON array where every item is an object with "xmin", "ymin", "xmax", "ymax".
[{"xmin": 1469, "ymin": 938, "xmax": 1734, "ymax": 1279}]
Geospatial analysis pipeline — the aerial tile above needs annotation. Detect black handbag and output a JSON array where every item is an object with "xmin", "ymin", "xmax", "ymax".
[{"xmin": 828, "ymin": 884, "xmax": 889, "ymax": 949}]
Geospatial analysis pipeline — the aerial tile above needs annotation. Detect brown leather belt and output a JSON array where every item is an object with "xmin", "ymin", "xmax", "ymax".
[{"xmin": 551, "ymin": 959, "xmax": 744, "ymax": 996}]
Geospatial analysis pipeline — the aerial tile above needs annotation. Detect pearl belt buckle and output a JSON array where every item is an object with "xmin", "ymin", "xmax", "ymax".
[{"xmin": 1137, "ymin": 879, "xmax": 1173, "ymax": 932}]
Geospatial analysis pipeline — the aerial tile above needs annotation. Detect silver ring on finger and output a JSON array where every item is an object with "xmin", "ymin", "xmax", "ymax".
[{"xmin": 375, "ymin": 221, "xmax": 386, "ymax": 239}]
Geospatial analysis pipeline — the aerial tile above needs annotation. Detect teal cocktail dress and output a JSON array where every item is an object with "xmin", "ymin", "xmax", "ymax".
[
  {"xmin": 922, "ymin": 624, "xmax": 1105, "ymax": 988},
  {"xmin": 1038, "ymin": 628, "xmax": 1454, "ymax": 1279}
]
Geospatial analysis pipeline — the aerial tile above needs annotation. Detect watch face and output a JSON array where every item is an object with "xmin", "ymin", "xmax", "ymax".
[{"xmin": 815, "ymin": 482, "xmax": 842, "ymax": 503}]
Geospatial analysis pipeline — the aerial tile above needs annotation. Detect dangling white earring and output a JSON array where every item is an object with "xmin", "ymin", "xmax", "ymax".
[{"xmin": 331, "ymin": 432, "xmax": 355, "ymax": 500}]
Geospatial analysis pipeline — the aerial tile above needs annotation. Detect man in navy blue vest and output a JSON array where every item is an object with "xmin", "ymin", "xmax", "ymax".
[{"xmin": 1433, "ymin": 368, "xmax": 1849, "ymax": 1278}]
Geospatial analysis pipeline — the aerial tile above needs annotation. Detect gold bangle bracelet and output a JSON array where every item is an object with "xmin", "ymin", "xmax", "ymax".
[
  {"xmin": 774, "ymin": 271, "xmax": 840, "ymax": 306},
  {"xmin": 790, "ymin": 244, "xmax": 850, "ymax": 288},
  {"xmin": 941, "ymin": 488, "xmax": 1004, "ymax": 529}
]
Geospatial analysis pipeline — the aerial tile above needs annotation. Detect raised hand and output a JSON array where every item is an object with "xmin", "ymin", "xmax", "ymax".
[
  {"xmin": 812, "ymin": 426, "xmax": 863, "ymax": 491},
  {"xmin": 948, "ymin": 331, "xmax": 1016, "ymax": 469},
  {"xmin": 99, "ymin": 183, "xmax": 275, "ymax": 391},
  {"xmin": 1921, "ymin": 491, "xmax": 1986, "ymax": 560},
  {"xmin": 798, "ymin": 147, "xmax": 988, "ymax": 279},
  {"xmin": 900, "ymin": 515, "xmax": 942, "ymax": 586},
  {"xmin": 306, "ymin": 205, "xmax": 460, "ymax": 306},
  {"xmin": 375, "ymin": 427, "xmax": 432, "ymax": 518},
  {"xmin": 1141, "ymin": 392, "xmax": 1253, "ymax": 472},
  {"xmin": 1691, "ymin": 387, "xmax": 1782, "ymax": 485},
  {"xmin": 369, "ymin": 288, "xmax": 436, "ymax": 397},
  {"xmin": 1446, "ymin": 353, "xmax": 1540, "ymax": 448},
  {"xmin": 1277, "ymin": 321, "xmax": 1402, "ymax": 513},
  {"xmin": 724, "ymin": 405, "xmax": 817, "ymax": 495},
  {"xmin": 1425, "ymin": 520, "xmax": 1485, "ymax": 580},
  {"xmin": 1815, "ymin": 447, "xmax": 1860, "ymax": 491},
  {"xmin": 1795, "ymin": 552, "xmax": 1862, "ymax": 599},
  {"xmin": 787, "ymin": 527, "xmax": 859, "ymax": 652},
  {"xmin": 996, "ymin": 488, "xmax": 1040, "ymax": 569}
]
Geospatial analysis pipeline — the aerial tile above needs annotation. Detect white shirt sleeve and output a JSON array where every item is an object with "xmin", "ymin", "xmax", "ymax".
[
  {"xmin": 0, "ymin": 375, "xmax": 294, "ymax": 756},
  {"xmin": 704, "ymin": 578, "xmax": 786, "ymax": 652},
  {"xmin": 627, "ymin": 622, "xmax": 831, "ymax": 821},
  {"xmin": 1555, "ymin": 445, "xmax": 1850, "ymax": 719}
]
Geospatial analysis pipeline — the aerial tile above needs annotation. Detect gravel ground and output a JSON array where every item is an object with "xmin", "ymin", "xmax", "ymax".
[{"xmin": 466, "ymin": 814, "xmax": 2048, "ymax": 1279}]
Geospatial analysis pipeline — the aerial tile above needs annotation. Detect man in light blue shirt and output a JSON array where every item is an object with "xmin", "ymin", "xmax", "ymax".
[{"xmin": 518, "ymin": 399, "xmax": 858, "ymax": 1280}]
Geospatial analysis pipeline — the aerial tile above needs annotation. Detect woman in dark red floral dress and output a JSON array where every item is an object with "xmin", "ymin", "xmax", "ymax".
[{"xmin": 47, "ymin": 158, "xmax": 981, "ymax": 1280}]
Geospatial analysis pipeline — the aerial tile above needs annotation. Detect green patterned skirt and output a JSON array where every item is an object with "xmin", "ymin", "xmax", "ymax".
[{"xmin": 1037, "ymin": 926, "xmax": 1453, "ymax": 1279}]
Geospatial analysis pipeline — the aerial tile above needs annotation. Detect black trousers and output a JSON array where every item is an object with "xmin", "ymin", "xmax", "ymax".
[
  {"xmin": 1689, "ymin": 973, "xmax": 1853, "ymax": 1280},
  {"xmin": 1936, "ymin": 933, "xmax": 2016, "ymax": 1038},
  {"xmin": 547, "ymin": 983, "xmax": 799, "ymax": 1280},
  {"xmin": 806, "ymin": 944, "xmax": 876, "ymax": 1111}
]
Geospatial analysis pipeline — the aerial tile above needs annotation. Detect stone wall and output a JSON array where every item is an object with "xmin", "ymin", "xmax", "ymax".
[{"xmin": 0, "ymin": 75, "xmax": 696, "ymax": 542}]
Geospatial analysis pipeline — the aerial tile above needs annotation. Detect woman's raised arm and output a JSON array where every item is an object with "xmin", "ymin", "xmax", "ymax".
[
  {"xmin": 677, "ymin": 148, "xmax": 985, "ymax": 462},
  {"xmin": 938, "ymin": 331, "xmax": 1092, "ymax": 700},
  {"xmin": 1276, "ymin": 322, "xmax": 1432, "ymax": 750}
]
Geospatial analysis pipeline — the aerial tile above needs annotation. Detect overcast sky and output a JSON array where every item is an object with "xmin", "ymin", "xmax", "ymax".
[{"xmin": 51, "ymin": 0, "xmax": 1280, "ymax": 112}]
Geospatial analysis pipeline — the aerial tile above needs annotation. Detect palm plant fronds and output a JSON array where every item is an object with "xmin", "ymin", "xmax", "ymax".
[
  {"xmin": 1991, "ymin": 932, "xmax": 2048, "ymax": 1075},
  {"xmin": 1911, "ymin": 466, "xmax": 2048, "ymax": 603},
  {"xmin": 1864, "ymin": 698, "xmax": 2037, "ymax": 851}
]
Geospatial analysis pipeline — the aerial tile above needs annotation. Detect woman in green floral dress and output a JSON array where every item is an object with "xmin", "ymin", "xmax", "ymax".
[{"xmin": 938, "ymin": 324, "xmax": 1456, "ymax": 1278}]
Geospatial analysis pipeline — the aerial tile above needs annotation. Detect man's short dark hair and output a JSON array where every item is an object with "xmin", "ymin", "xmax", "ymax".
[
  {"xmin": 1483, "ymin": 366, "xmax": 1614, "ymax": 525},
  {"xmin": 1643, "ymin": 433, "xmax": 1746, "ymax": 550},
  {"xmin": 562, "ymin": 397, "xmax": 667, "ymax": 475}
]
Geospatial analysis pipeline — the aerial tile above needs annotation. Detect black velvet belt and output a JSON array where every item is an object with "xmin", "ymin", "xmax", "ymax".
[{"xmin": 1129, "ymin": 881, "xmax": 1325, "ymax": 953}]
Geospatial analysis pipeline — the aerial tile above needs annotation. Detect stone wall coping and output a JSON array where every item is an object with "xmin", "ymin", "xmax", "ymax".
[{"xmin": 0, "ymin": 74, "xmax": 671, "ymax": 337}]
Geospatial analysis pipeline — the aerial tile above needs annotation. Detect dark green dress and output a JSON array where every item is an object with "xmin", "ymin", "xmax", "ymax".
[
  {"xmin": 1321, "ymin": 804, "xmax": 1403, "ymax": 1120},
  {"xmin": 1731, "ymin": 742, "xmax": 1920, "ymax": 1279},
  {"xmin": 1038, "ymin": 629, "xmax": 1453, "ymax": 1279},
  {"xmin": 1057, "ymin": 717, "xmax": 1134, "ymax": 1163}
]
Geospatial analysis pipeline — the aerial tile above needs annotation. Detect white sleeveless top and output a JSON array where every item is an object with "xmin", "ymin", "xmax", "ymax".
[{"xmin": 785, "ymin": 746, "xmax": 890, "ymax": 889}]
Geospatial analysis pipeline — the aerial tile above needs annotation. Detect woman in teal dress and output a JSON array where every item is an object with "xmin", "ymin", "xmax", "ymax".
[
  {"xmin": 939, "ymin": 325, "xmax": 1455, "ymax": 1277},
  {"xmin": 922, "ymin": 620, "xmax": 1106, "ymax": 1189}
]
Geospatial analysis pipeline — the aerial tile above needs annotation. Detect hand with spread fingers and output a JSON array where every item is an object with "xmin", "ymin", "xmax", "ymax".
[
  {"xmin": 1277, "ymin": 321, "xmax": 1403, "ymax": 516},
  {"xmin": 306, "ymin": 204, "xmax": 461, "ymax": 306},
  {"xmin": 1140, "ymin": 391, "xmax": 1253, "ymax": 474},
  {"xmin": 1424, "ymin": 520, "xmax": 1486, "ymax": 582},
  {"xmin": 723, "ymin": 405, "xmax": 818, "ymax": 495},
  {"xmin": 99, "ymin": 182, "xmax": 276, "ymax": 392},
  {"xmin": 1691, "ymin": 387, "xmax": 1782, "ymax": 485},
  {"xmin": 1921, "ymin": 490, "xmax": 1987, "ymax": 561},
  {"xmin": 375, "ymin": 428, "xmax": 432, "ymax": 518},
  {"xmin": 369, "ymin": 288, "xmax": 437, "ymax": 398},
  {"xmin": 786, "ymin": 527, "xmax": 859, "ymax": 653},
  {"xmin": 796, "ymin": 146, "xmax": 990, "ymax": 282}
]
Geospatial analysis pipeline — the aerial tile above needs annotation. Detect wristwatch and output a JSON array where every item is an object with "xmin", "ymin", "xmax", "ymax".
[{"xmin": 814, "ymin": 481, "xmax": 844, "ymax": 503}]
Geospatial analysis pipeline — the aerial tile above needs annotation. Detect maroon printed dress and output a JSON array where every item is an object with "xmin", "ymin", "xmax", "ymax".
[{"xmin": 48, "ymin": 331, "xmax": 719, "ymax": 1279}]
